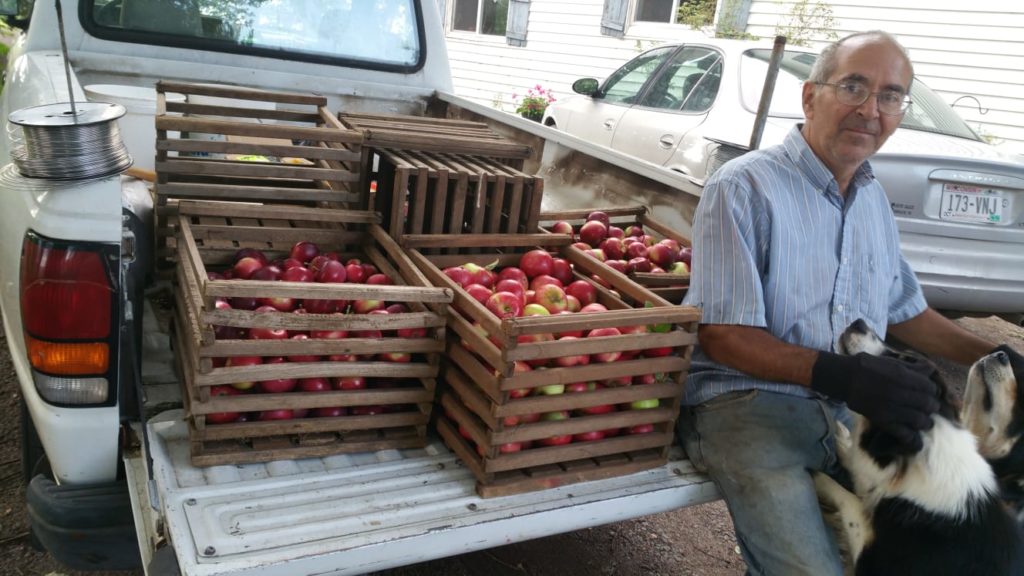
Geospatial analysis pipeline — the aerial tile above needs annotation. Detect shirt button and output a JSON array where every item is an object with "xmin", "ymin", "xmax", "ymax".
[
  {"xmin": 842, "ymin": 257, "xmax": 849, "ymax": 264},
  {"xmin": 836, "ymin": 304, "xmax": 845, "ymax": 312}
]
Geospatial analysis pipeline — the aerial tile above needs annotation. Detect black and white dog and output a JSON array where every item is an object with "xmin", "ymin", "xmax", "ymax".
[
  {"xmin": 963, "ymin": 344, "xmax": 1024, "ymax": 525},
  {"xmin": 814, "ymin": 319, "xmax": 1024, "ymax": 576}
]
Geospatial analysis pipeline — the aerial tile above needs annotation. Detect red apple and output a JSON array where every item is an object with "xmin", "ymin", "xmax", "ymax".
[
  {"xmin": 599, "ymin": 237, "xmax": 625, "ymax": 261},
  {"xmin": 281, "ymin": 265, "xmax": 315, "ymax": 283},
  {"xmin": 518, "ymin": 249, "xmax": 554, "ymax": 279},
  {"xmin": 298, "ymin": 377, "xmax": 332, "ymax": 392},
  {"xmin": 608, "ymin": 226, "xmax": 625, "ymax": 239},
  {"xmin": 554, "ymin": 336, "xmax": 588, "ymax": 367},
  {"xmin": 625, "ymin": 224, "xmax": 645, "ymax": 237},
  {"xmin": 628, "ymin": 257, "xmax": 654, "ymax": 273},
  {"xmin": 464, "ymin": 283, "xmax": 494, "ymax": 305},
  {"xmin": 313, "ymin": 406, "xmax": 348, "ymax": 418},
  {"xmin": 345, "ymin": 262, "xmax": 367, "ymax": 283},
  {"xmin": 334, "ymin": 376, "xmax": 367, "ymax": 390},
  {"xmin": 677, "ymin": 247, "xmax": 693, "ymax": 266},
  {"xmin": 258, "ymin": 376, "xmax": 297, "ymax": 393},
  {"xmin": 579, "ymin": 303, "xmax": 608, "ymax": 314},
  {"xmin": 604, "ymin": 259, "xmax": 628, "ymax": 274},
  {"xmin": 250, "ymin": 265, "xmax": 282, "ymax": 282},
  {"xmin": 232, "ymin": 256, "xmax": 263, "ymax": 280},
  {"xmin": 586, "ymin": 211, "xmax": 610, "ymax": 227},
  {"xmin": 587, "ymin": 327, "xmax": 622, "ymax": 362},
  {"xmin": 572, "ymin": 241, "xmax": 592, "ymax": 251},
  {"xmin": 529, "ymin": 274, "xmax": 563, "ymax": 291},
  {"xmin": 485, "ymin": 291, "xmax": 524, "ymax": 319},
  {"xmin": 258, "ymin": 409, "xmax": 294, "ymax": 421},
  {"xmin": 646, "ymin": 243, "xmax": 676, "ymax": 269},
  {"xmin": 316, "ymin": 260, "xmax": 348, "ymax": 283},
  {"xmin": 308, "ymin": 255, "xmax": 334, "ymax": 275},
  {"xmin": 578, "ymin": 220, "xmax": 608, "ymax": 248},
  {"xmin": 550, "ymin": 258, "xmax": 574, "ymax": 286},
  {"xmin": 565, "ymin": 280, "xmax": 597, "ymax": 306},
  {"xmin": 249, "ymin": 324, "xmax": 289, "ymax": 340},
  {"xmin": 626, "ymin": 242, "xmax": 649, "ymax": 260},
  {"xmin": 579, "ymin": 403, "xmax": 617, "ymax": 416},
  {"xmin": 286, "ymin": 334, "xmax": 321, "ymax": 362},
  {"xmin": 443, "ymin": 266, "xmax": 472, "ymax": 287},
  {"xmin": 494, "ymin": 279, "xmax": 526, "ymax": 303},
  {"xmin": 462, "ymin": 263, "xmax": 496, "ymax": 288},
  {"xmin": 548, "ymin": 220, "xmax": 575, "ymax": 239},
  {"xmin": 572, "ymin": 430, "xmax": 606, "ymax": 443},
  {"xmin": 303, "ymin": 299, "xmax": 337, "ymax": 314},
  {"xmin": 352, "ymin": 299, "xmax": 385, "ymax": 314},
  {"xmin": 234, "ymin": 248, "xmax": 269, "ymax": 266},
  {"xmin": 226, "ymin": 355, "xmax": 263, "ymax": 390},
  {"xmin": 379, "ymin": 351, "xmax": 412, "ymax": 363},
  {"xmin": 205, "ymin": 385, "xmax": 242, "ymax": 424},
  {"xmin": 289, "ymin": 241, "xmax": 319, "ymax": 263},
  {"xmin": 627, "ymin": 423, "xmax": 656, "ymax": 435},
  {"xmin": 497, "ymin": 266, "xmax": 529, "ymax": 289},
  {"xmin": 498, "ymin": 442, "xmax": 524, "ymax": 453},
  {"xmin": 534, "ymin": 284, "xmax": 568, "ymax": 313},
  {"xmin": 588, "ymin": 250, "xmax": 606, "ymax": 262},
  {"xmin": 281, "ymin": 258, "xmax": 305, "ymax": 270},
  {"xmin": 366, "ymin": 273, "xmax": 393, "ymax": 285}
]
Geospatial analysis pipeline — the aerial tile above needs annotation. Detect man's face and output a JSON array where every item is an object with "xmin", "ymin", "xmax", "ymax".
[{"xmin": 802, "ymin": 38, "xmax": 913, "ymax": 177}]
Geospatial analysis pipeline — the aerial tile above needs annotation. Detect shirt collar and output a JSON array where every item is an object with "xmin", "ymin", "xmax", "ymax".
[{"xmin": 783, "ymin": 125, "xmax": 876, "ymax": 196}]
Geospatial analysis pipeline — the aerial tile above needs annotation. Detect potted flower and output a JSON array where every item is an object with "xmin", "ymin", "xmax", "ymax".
[{"xmin": 513, "ymin": 84, "xmax": 556, "ymax": 122}]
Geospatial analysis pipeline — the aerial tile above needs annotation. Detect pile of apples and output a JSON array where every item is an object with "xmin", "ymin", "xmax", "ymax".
[
  {"xmin": 547, "ymin": 210, "xmax": 691, "ymax": 277},
  {"xmin": 439, "ymin": 245, "xmax": 677, "ymax": 453},
  {"xmin": 202, "ymin": 241, "xmax": 427, "ymax": 425}
]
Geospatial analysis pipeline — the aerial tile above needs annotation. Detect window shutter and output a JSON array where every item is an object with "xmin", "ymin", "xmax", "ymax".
[
  {"xmin": 600, "ymin": 0, "xmax": 628, "ymax": 37},
  {"xmin": 506, "ymin": 0, "xmax": 530, "ymax": 47}
]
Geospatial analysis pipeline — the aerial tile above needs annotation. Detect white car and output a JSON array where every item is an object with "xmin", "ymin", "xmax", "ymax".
[{"xmin": 544, "ymin": 39, "xmax": 1024, "ymax": 320}]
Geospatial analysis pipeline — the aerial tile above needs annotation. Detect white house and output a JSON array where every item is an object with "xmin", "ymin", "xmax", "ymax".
[{"xmin": 437, "ymin": 0, "xmax": 1024, "ymax": 154}]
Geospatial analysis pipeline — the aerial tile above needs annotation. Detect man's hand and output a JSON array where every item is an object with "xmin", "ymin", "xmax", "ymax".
[{"xmin": 812, "ymin": 352, "xmax": 940, "ymax": 451}]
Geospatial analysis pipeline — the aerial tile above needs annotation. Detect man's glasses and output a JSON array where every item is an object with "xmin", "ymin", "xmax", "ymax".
[{"xmin": 816, "ymin": 81, "xmax": 912, "ymax": 115}]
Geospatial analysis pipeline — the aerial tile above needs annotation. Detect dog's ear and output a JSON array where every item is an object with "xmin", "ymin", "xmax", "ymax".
[{"xmin": 860, "ymin": 423, "xmax": 921, "ymax": 470}]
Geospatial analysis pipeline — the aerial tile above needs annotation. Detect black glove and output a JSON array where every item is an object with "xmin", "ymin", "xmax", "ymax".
[
  {"xmin": 812, "ymin": 352, "xmax": 940, "ymax": 452},
  {"xmin": 992, "ymin": 344, "xmax": 1023, "ymax": 367}
]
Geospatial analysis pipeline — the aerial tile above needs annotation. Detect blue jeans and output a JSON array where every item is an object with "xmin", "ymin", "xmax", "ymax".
[{"xmin": 677, "ymin": 389, "xmax": 853, "ymax": 576}]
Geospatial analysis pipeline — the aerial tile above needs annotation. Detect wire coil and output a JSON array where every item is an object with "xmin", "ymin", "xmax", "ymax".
[{"xmin": 8, "ymin": 102, "xmax": 133, "ymax": 180}]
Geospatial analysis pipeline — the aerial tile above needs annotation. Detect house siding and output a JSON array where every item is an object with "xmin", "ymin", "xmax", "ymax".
[
  {"xmin": 441, "ymin": 0, "xmax": 1024, "ymax": 154},
  {"xmin": 745, "ymin": 0, "xmax": 1024, "ymax": 153}
]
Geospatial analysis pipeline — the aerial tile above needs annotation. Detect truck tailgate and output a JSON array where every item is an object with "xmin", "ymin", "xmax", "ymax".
[{"xmin": 137, "ymin": 412, "xmax": 718, "ymax": 576}]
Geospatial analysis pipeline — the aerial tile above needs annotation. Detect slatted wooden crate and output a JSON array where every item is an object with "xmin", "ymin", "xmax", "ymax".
[
  {"xmin": 540, "ymin": 206, "xmax": 691, "ymax": 304},
  {"xmin": 153, "ymin": 81, "xmax": 366, "ymax": 271},
  {"xmin": 403, "ymin": 233, "xmax": 699, "ymax": 497},
  {"xmin": 370, "ymin": 148, "xmax": 544, "ymax": 249},
  {"xmin": 338, "ymin": 112, "xmax": 532, "ymax": 161},
  {"xmin": 174, "ymin": 200, "xmax": 453, "ymax": 466}
]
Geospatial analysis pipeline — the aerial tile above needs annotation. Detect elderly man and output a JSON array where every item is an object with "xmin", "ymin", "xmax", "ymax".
[{"xmin": 677, "ymin": 30, "xmax": 1005, "ymax": 575}]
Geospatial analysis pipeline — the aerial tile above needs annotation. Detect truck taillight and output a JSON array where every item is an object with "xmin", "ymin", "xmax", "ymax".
[{"xmin": 20, "ymin": 232, "xmax": 119, "ymax": 406}]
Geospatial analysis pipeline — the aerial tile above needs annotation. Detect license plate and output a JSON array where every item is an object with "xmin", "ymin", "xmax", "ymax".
[{"xmin": 939, "ymin": 184, "xmax": 1006, "ymax": 224}]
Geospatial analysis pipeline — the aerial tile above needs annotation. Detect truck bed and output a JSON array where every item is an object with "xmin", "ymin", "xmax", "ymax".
[{"xmin": 128, "ymin": 288, "xmax": 719, "ymax": 576}]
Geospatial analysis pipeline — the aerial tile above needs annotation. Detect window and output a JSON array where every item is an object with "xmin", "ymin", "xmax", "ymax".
[
  {"xmin": 452, "ymin": 0, "xmax": 509, "ymax": 35},
  {"xmin": 638, "ymin": 47, "xmax": 719, "ymax": 111},
  {"xmin": 635, "ymin": 0, "xmax": 679, "ymax": 23},
  {"xmin": 600, "ymin": 45, "xmax": 676, "ymax": 105},
  {"xmin": 84, "ymin": 0, "xmax": 422, "ymax": 70}
]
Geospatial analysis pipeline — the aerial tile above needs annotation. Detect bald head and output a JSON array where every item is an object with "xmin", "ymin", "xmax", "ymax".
[{"xmin": 809, "ymin": 31, "xmax": 914, "ymax": 89}]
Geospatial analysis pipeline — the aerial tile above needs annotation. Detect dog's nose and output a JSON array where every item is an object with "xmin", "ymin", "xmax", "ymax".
[{"xmin": 995, "ymin": 351, "xmax": 1009, "ymax": 364}]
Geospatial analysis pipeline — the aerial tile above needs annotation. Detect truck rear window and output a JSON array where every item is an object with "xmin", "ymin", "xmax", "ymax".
[{"xmin": 82, "ymin": 0, "xmax": 424, "ymax": 71}]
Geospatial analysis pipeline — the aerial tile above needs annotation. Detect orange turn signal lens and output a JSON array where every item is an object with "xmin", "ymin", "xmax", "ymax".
[{"xmin": 26, "ymin": 336, "xmax": 109, "ymax": 375}]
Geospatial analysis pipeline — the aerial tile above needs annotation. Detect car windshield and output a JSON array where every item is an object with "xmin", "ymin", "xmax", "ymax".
[
  {"xmin": 740, "ymin": 49, "xmax": 980, "ymax": 141},
  {"xmin": 85, "ymin": 0, "xmax": 422, "ymax": 69}
]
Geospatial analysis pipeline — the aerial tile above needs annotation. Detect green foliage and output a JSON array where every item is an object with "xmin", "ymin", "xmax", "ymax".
[
  {"xmin": 677, "ymin": 0, "xmax": 759, "ymax": 40},
  {"xmin": 774, "ymin": 0, "xmax": 838, "ymax": 47},
  {"xmin": 676, "ymin": 0, "xmax": 715, "ymax": 29}
]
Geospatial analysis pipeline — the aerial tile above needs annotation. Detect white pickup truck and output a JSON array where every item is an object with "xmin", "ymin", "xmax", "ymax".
[{"xmin": 0, "ymin": 1, "xmax": 717, "ymax": 574}]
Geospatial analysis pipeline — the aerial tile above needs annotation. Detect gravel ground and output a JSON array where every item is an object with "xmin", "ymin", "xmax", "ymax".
[{"xmin": 1, "ymin": 316, "xmax": 1021, "ymax": 576}]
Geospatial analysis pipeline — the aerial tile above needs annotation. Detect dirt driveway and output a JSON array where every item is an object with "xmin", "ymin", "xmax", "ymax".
[{"xmin": 1, "ymin": 315, "xmax": 1021, "ymax": 576}]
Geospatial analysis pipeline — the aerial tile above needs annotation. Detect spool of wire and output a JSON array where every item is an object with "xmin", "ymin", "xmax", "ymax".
[{"xmin": 8, "ymin": 102, "xmax": 133, "ymax": 180}]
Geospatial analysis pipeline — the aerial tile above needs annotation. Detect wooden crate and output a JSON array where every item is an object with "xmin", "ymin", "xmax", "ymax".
[
  {"xmin": 153, "ymin": 81, "xmax": 366, "ymax": 270},
  {"xmin": 338, "ymin": 112, "xmax": 532, "ymax": 160},
  {"xmin": 174, "ymin": 201, "xmax": 453, "ymax": 466},
  {"xmin": 540, "ymin": 206, "xmax": 691, "ymax": 304},
  {"xmin": 403, "ymin": 233, "xmax": 699, "ymax": 497},
  {"xmin": 370, "ymin": 148, "xmax": 544, "ymax": 249}
]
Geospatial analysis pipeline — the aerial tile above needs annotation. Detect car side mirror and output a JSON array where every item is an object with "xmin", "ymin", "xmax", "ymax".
[{"xmin": 572, "ymin": 78, "xmax": 600, "ymax": 97}]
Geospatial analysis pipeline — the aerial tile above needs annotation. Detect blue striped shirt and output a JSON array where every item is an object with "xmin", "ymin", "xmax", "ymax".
[{"xmin": 682, "ymin": 126, "xmax": 927, "ymax": 405}]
